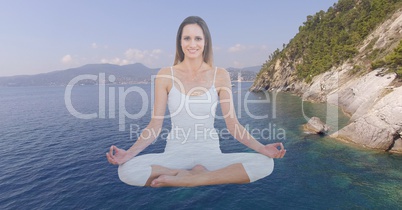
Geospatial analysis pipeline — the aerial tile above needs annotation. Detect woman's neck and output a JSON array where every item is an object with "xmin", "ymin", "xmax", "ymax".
[{"xmin": 180, "ymin": 58, "xmax": 205, "ymax": 72}]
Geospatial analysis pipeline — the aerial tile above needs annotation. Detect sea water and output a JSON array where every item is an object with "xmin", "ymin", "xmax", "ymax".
[{"xmin": 0, "ymin": 82, "xmax": 401, "ymax": 209}]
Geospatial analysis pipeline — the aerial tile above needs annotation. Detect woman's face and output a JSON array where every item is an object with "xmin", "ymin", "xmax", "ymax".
[{"xmin": 181, "ymin": 24, "xmax": 205, "ymax": 60}]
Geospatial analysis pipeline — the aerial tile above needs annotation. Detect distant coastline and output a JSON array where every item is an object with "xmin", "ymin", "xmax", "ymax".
[{"xmin": 0, "ymin": 63, "xmax": 260, "ymax": 87}]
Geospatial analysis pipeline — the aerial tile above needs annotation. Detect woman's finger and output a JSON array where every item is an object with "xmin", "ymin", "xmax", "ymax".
[
  {"xmin": 106, "ymin": 149, "xmax": 118, "ymax": 165},
  {"xmin": 279, "ymin": 143, "xmax": 285, "ymax": 151},
  {"xmin": 270, "ymin": 142, "xmax": 284, "ymax": 151},
  {"xmin": 115, "ymin": 147, "xmax": 120, "ymax": 155},
  {"xmin": 279, "ymin": 149, "xmax": 286, "ymax": 158},
  {"xmin": 272, "ymin": 149, "xmax": 279, "ymax": 158},
  {"xmin": 109, "ymin": 145, "xmax": 114, "ymax": 156},
  {"xmin": 106, "ymin": 152, "xmax": 114, "ymax": 164},
  {"xmin": 270, "ymin": 142, "xmax": 281, "ymax": 148}
]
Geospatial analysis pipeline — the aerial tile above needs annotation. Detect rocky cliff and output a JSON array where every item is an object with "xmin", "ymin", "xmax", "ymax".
[{"xmin": 250, "ymin": 6, "xmax": 402, "ymax": 153}]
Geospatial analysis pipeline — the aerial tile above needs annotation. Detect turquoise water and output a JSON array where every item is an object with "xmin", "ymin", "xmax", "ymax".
[{"xmin": 0, "ymin": 82, "xmax": 401, "ymax": 209}]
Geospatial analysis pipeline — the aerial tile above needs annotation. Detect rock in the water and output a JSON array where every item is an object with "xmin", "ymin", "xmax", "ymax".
[
  {"xmin": 332, "ymin": 86, "xmax": 402, "ymax": 150},
  {"xmin": 303, "ymin": 117, "xmax": 330, "ymax": 135},
  {"xmin": 390, "ymin": 138, "xmax": 402, "ymax": 153}
]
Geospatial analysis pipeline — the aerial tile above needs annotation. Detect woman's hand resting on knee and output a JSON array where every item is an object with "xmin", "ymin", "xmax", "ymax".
[
  {"xmin": 258, "ymin": 143, "xmax": 286, "ymax": 158},
  {"xmin": 106, "ymin": 145, "xmax": 131, "ymax": 165}
]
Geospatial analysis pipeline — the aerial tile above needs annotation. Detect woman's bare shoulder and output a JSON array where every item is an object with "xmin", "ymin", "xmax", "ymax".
[
  {"xmin": 154, "ymin": 67, "xmax": 173, "ymax": 92},
  {"xmin": 216, "ymin": 67, "xmax": 229, "ymax": 74},
  {"xmin": 215, "ymin": 67, "xmax": 231, "ymax": 87},
  {"xmin": 157, "ymin": 67, "xmax": 172, "ymax": 76}
]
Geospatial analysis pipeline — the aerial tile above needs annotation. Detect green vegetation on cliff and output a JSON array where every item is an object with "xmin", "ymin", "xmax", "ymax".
[
  {"xmin": 260, "ymin": 0, "xmax": 402, "ymax": 82},
  {"xmin": 372, "ymin": 40, "xmax": 402, "ymax": 77}
]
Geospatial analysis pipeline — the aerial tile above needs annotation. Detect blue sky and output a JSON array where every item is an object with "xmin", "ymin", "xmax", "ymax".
[{"xmin": 0, "ymin": 0, "xmax": 338, "ymax": 77}]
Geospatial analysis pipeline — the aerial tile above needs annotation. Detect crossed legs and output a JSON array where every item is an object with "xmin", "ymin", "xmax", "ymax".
[
  {"xmin": 118, "ymin": 151, "xmax": 273, "ymax": 187},
  {"xmin": 148, "ymin": 163, "xmax": 250, "ymax": 187}
]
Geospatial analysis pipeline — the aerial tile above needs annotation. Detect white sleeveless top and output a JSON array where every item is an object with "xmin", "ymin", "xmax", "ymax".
[{"xmin": 165, "ymin": 67, "xmax": 220, "ymax": 152}]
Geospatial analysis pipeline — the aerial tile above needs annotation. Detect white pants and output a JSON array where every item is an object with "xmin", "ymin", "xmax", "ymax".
[{"xmin": 118, "ymin": 143, "xmax": 274, "ymax": 186}]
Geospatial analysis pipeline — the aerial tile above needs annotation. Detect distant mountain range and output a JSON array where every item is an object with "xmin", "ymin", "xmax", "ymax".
[
  {"xmin": 0, "ymin": 63, "xmax": 261, "ymax": 86},
  {"xmin": 226, "ymin": 66, "xmax": 261, "ymax": 73},
  {"xmin": 226, "ymin": 66, "xmax": 261, "ymax": 82}
]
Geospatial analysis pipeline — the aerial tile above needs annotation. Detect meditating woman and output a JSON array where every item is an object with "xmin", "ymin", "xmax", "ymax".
[{"xmin": 106, "ymin": 16, "xmax": 286, "ymax": 187}]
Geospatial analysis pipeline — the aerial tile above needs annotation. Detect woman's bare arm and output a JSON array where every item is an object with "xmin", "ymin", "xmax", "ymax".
[
  {"xmin": 107, "ymin": 68, "xmax": 171, "ymax": 164},
  {"xmin": 216, "ymin": 68, "xmax": 286, "ymax": 158}
]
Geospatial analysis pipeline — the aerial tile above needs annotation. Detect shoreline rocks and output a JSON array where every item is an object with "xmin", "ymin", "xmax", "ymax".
[
  {"xmin": 390, "ymin": 138, "xmax": 402, "ymax": 153},
  {"xmin": 331, "ymin": 86, "xmax": 402, "ymax": 152},
  {"xmin": 250, "ymin": 10, "xmax": 402, "ymax": 154},
  {"xmin": 303, "ymin": 117, "xmax": 330, "ymax": 135}
]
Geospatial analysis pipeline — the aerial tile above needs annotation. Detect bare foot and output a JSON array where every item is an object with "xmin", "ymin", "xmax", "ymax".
[
  {"xmin": 176, "ymin": 169, "xmax": 191, "ymax": 177},
  {"xmin": 151, "ymin": 174, "xmax": 191, "ymax": 187},
  {"xmin": 190, "ymin": 164, "xmax": 208, "ymax": 175},
  {"xmin": 176, "ymin": 165, "xmax": 208, "ymax": 176},
  {"xmin": 150, "ymin": 165, "xmax": 208, "ymax": 187}
]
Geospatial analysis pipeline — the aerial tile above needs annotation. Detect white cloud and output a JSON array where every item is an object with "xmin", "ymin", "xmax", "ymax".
[
  {"xmin": 214, "ymin": 43, "xmax": 271, "ymax": 68},
  {"xmin": 228, "ymin": 44, "xmax": 247, "ymax": 53},
  {"xmin": 260, "ymin": 45, "xmax": 268, "ymax": 51},
  {"xmin": 124, "ymin": 49, "xmax": 145, "ymax": 60},
  {"xmin": 102, "ymin": 48, "xmax": 163, "ymax": 66},
  {"xmin": 232, "ymin": 61, "xmax": 243, "ymax": 67},
  {"xmin": 91, "ymin": 42, "xmax": 109, "ymax": 49},
  {"xmin": 101, "ymin": 57, "xmax": 130, "ymax": 65},
  {"xmin": 213, "ymin": 46, "xmax": 222, "ymax": 51},
  {"xmin": 228, "ymin": 44, "xmax": 270, "ymax": 53},
  {"xmin": 61, "ymin": 54, "xmax": 72, "ymax": 64},
  {"xmin": 125, "ymin": 48, "xmax": 162, "ymax": 61}
]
